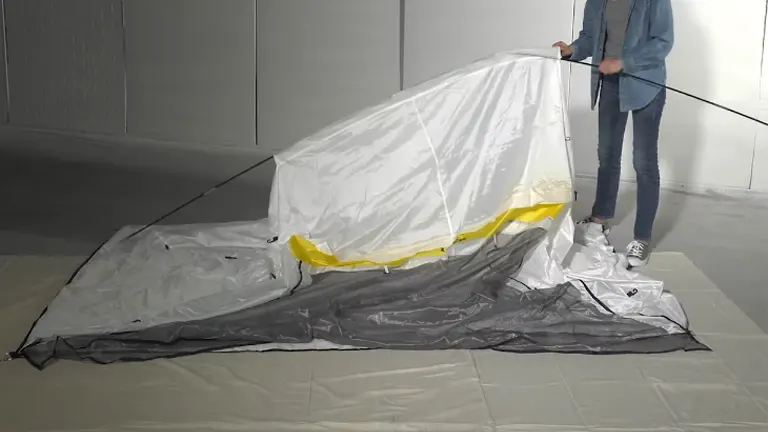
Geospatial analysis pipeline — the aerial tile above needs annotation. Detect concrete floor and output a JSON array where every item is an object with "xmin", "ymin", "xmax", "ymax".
[{"xmin": 2, "ymin": 137, "xmax": 768, "ymax": 332}]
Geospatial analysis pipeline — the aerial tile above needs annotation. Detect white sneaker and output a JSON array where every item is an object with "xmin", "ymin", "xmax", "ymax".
[
  {"xmin": 576, "ymin": 218, "xmax": 614, "ymax": 252},
  {"xmin": 626, "ymin": 240, "xmax": 650, "ymax": 268}
]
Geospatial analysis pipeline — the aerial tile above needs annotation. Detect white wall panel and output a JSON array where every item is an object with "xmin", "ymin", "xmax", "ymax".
[
  {"xmin": 124, "ymin": 0, "xmax": 256, "ymax": 148},
  {"xmin": 402, "ymin": 0, "xmax": 574, "ymax": 88},
  {"xmin": 257, "ymin": 0, "xmax": 401, "ymax": 152},
  {"xmin": 4, "ymin": 0, "xmax": 125, "ymax": 134},
  {"xmin": 750, "ymin": 110, "xmax": 768, "ymax": 191},
  {"xmin": 751, "ymin": 3, "xmax": 768, "ymax": 192},
  {"xmin": 761, "ymin": 0, "xmax": 768, "ymax": 105},
  {"xmin": 569, "ymin": 0, "xmax": 764, "ymax": 189}
]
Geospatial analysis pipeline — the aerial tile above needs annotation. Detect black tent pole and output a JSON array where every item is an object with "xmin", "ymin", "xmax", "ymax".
[
  {"xmin": 565, "ymin": 58, "xmax": 768, "ymax": 128},
  {"xmin": 124, "ymin": 155, "xmax": 275, "ymax": 241}
]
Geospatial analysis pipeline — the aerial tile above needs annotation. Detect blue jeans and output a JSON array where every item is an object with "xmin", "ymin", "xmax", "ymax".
[{"xmin": 591, "ymin": 75, "xmax": 666, "ymax": 242}]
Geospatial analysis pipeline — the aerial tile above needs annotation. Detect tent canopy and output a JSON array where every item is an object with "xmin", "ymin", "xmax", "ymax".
[
  {"xmin": 269, "ymin": 49, "xmax": 572, "ymax": 271},
  {"xmin": 15, "ymin": 49, "xmax": 707, "ymax": 369}
]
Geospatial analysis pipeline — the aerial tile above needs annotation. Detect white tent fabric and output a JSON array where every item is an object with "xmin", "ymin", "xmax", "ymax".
[
  {"xmin": 23, "ymin": 220, "xmax": 305, "ymax": 343},
  {"xmin": 24, "ymin": 48, "xmax": 575, "ymax": 345},
  {"xmin": 17, "ymin": 50, "xmax": 697, "ymax": 365},
  {"xmin": 269, "ymin": 49, "xmax": 572, "ymax": 270},
  {"xmin": 511, "ymin": 212, "xmax": 688, "ymax": 335}
]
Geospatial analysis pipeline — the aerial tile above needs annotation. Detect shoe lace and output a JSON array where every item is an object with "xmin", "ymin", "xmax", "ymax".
[{"xmin": 627, "ymin": 241, "xmax": 646, "ymax": 257}]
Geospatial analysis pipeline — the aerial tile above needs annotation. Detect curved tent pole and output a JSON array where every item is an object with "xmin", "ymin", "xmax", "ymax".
[
  {"xmin": 124, "ymin": 155, "xmax": 275, "ymax": 241},
  {"xmin": 564, "ymin": 58, "xmax": 768, "ymax": 128},
  {"xmin": 121, "ymin": 57, "xmax": 768, "ymax": 242}
]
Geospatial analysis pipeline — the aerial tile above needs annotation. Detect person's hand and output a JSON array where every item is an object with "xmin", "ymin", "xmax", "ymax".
[
  {"xmin": 552, "ymin": 41, "xmax": 573, "ymax": 58},
  {"xmin": 599, "ymin": 59, "xmax": 623, "ymax": 75}
]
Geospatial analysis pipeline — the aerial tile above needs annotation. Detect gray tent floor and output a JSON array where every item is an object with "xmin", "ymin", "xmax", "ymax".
[
  {"xmin": 1, "ymin": 252, "xmax": 768, "ymax": 431},
  {"xmin": 16, "ymin": 228, "xmax": 705, "ymax": 368}
]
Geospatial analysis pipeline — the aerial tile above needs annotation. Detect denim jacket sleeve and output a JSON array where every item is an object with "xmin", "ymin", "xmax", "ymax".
[
  {"xmin": 622, "ymin": 0, "xmax": 674, "ymax": 74},
  {"xmin": 570, "ymin": 0, "xmax": 598, "ymax": 62}
]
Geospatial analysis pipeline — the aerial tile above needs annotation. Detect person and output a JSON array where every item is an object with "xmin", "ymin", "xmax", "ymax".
[{"xmin": 552, "ymin": 0, "xmax": 674, "ymax": 268}]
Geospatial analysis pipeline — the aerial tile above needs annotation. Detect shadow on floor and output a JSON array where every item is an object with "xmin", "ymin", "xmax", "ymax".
[{"xmin": 0, "ymin": 149, "xmax": 273, "ymax": 256}]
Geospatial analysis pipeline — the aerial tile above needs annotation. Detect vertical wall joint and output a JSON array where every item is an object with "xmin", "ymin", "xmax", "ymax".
[
  {"xmin": 2, "ymin": 0, "xmax": 11, "ymax": 123},
  {"xmin": 399, "ymin": 0, "xmax": 405, "ymax": 91}
]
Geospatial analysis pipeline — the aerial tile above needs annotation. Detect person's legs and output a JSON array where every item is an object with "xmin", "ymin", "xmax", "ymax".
[
  {"xmin": 591, "ymin": 76, "xmax": 629, "ymax": 223},
  {"xmin": 627, "ymin": 87, "xmax": 666, "ymax": 266},
  {"xmin": 578, "ymin": 76, "xmax": 628, "ymax": 252}
]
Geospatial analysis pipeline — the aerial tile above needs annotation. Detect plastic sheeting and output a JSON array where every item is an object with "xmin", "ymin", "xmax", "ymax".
[{"xmin": 513, "ymin": 209, "xmax": 689, "ymax": 335}]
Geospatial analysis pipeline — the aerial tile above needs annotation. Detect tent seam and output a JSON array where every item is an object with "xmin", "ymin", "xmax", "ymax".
[
  {"xmin": 411, "ymin": 100, "xmax": 455, "ymax": 241},
  {"xmin": 280, "ymin": 54, "xmax": 544, "ymax": 164}
]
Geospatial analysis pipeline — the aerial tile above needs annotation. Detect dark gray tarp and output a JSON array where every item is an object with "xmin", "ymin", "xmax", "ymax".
[{"xmin": 19, "ymin": 228, "xmax": 708, "ymax": 369}]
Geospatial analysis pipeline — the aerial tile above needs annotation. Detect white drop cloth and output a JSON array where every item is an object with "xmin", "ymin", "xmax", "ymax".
[{"xmin": 2, "ymin": 253, "xmax": 767, "ymax": 431}]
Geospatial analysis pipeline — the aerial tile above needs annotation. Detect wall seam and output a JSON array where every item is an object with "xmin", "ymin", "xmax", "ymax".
[
  {"xmin": 2, "ymin": 0, "xmax": 10, "ymax": 123},
  {"xmin": 399, "ymin": 0, "xmax": 405, "ymax": 91},
  {"xmin": 749, "ymin": 0, "xmax": 768, "ymax": 190},
  {"xmin": 121, "ymin": 0, "xmax": 127, "ymax": 134},
  {"xmin": 760, "ymin": 0, "xmax": 768, "ymax": 97},
  {"xmin": 253, "ymin": 0, "xmax": 259, "ymax": 147}
]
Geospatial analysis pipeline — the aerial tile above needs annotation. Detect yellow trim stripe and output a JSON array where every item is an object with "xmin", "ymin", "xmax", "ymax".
[{"xmin": 289, "ymin": 203, "xmax": 565, "ymax": 269}]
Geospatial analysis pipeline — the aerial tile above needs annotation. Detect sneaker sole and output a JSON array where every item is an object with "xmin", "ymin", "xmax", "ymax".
[{"xmin": 626, "ymin": 257, "xmax": 649, "ymax": 270}]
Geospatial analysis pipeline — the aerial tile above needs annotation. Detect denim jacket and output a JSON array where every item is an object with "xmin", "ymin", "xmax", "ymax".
[{"xmin": 570, "ymin": 0, "xmax": 674, "ymax": 112}]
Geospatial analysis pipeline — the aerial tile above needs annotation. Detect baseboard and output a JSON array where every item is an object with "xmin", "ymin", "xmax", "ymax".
[{"xmin": 0, "ymin": 124, "xmax": 263, "ymax": 156}]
